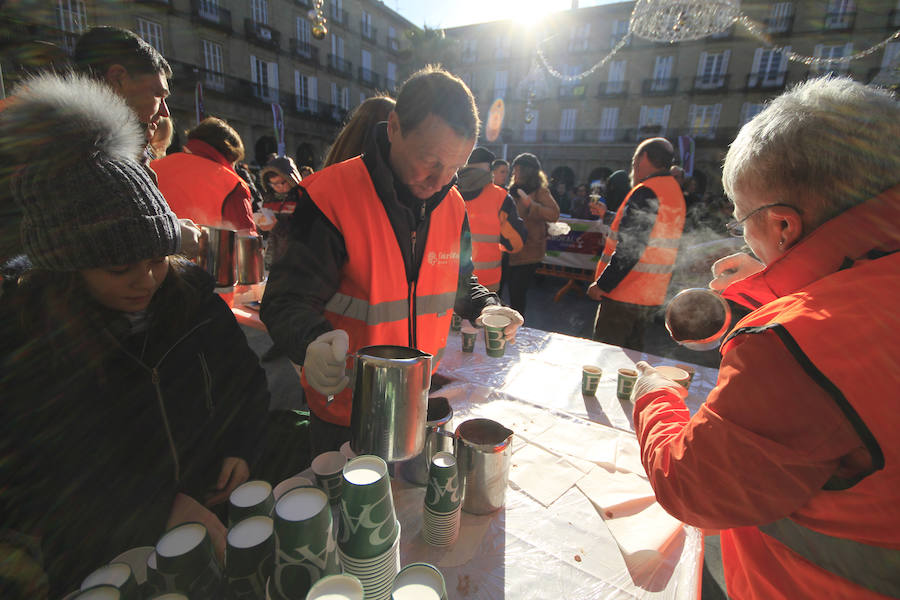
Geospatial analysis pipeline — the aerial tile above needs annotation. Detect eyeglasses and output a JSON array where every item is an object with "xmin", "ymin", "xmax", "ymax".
[{"xmin": 725, "ymin": 203, "xmax": 800, "ymax": 237}]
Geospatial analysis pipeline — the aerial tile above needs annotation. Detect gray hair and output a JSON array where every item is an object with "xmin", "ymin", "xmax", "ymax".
[{"xmin": 723, "ymin": 77, "xmax": 899, "ymax": 227}]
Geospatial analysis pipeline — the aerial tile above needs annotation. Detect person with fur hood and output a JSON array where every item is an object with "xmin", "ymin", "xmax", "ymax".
[{"xmin": 0, "ymin": 73, "xmax": 269, "ymax": 597}]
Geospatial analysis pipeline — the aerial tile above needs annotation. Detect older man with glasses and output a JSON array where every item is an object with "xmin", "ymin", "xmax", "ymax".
[{"xmin": 630, "ymin": 77, "xmax": 900, "ymax": 599}]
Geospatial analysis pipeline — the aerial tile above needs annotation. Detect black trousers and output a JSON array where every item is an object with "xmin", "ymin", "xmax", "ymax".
[
  {"xmin": 505, "ymin": 262, "xmax": 539, "ymax": 316},
  {"xmin": 592, "ymin": 297, "xmax": 660, "ymax": 353}
]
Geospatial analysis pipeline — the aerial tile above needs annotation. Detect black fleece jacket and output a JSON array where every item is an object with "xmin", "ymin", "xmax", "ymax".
[{"xmin": 260, "ymin": 123, "xmax": 499, "ymax": 365}]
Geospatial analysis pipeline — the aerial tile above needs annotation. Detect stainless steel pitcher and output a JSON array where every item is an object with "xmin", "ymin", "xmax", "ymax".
[
  {"xmin": 453, "ymin": 418, "xmax": 514, "ymax": 515},
  {"xmin": 196, "ymin": 225, "xmax": 237, "ymax": 287},
  {"xmin": 235, "ymin": 235, "xmax": 265, "ymax": 284},
  {"xmin": 349, "ymin": 345, "xmax": 432, "ymax": 463},
  {"xmin": 394, "ymin": 396, "xmax": 453, "ymax": 486}
]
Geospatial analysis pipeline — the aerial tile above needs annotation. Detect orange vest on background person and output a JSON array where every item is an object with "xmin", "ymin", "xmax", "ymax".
[
  {"xmin": 152, "ymin": 153, "xmax": 250, "ymax": 230},
  {"xmin": 593, "ymin": 175, "xmax": 685, "ymax": 306},
  {"xmin": 466, "ymin": 183, "xmax": 507, "ymax": 292},
  {"xmin": 718, "ymin": 251, "xmax": 900, "ymax": 600},
  {"xmin": 301, "ymin": 157, "xmax": 465, "ymax": 426}
]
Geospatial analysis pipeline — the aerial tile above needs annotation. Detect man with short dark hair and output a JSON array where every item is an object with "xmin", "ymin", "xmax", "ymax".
[
  {"xmin": 491, "ymin": 158, "xmax": 509, "ymax": 188},
  {"xmin": 588, "ymin": 137, "xmax": 686, "ymax": 351},
  {"xmin": 261, "ymin": 67, "xmax": 523, "ymax": 454}
]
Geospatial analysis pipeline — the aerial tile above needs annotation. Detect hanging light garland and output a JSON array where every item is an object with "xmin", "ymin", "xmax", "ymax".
[{"xmin": 309, "ymin": 0, "xmax": 328, "ymax": 40}]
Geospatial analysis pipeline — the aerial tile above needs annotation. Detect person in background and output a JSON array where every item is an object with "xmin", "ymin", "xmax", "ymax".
[
  {"xmin": 322, "ymin": 95, "xmax": 396, "ymax": 168},
  {"xmin": 491, "ymin": 158, "xmax": 509, "ymax": 188},
  {"xmin": 455, "ymin": 146, "xmax": 526, "ymax": 293},
  {"xmin": 504, "ymin": 153, "xmax": 560, "ymax": 315},
  {"xmin": 147, "ymin": 115, "xmax": 174, "ymax": 159},
  {"xmin": 260, "ymin": 67, "xmax": 522, "ymax": 455},
  {"xmin": 570, "ymin": 183, "xmax": 592, "ymax": 219},
  {"xmin": 299, "ymin": 165, "xmax": 315, "ymax": 179},
  {"xmin": 258, "ymin": 155, "xmax": 303, "ymax": 266},
  {"xmin": 631, "ymin": 77, "xmax": 900, "ymax": 600},
  {"xmin": 152, "ymin": 117, "xmax": 256, "ymax": 236},
  {"xmin": 235, "ymin": 161, "xmax": 265, "ymax": 213},
  {"xmin": 0, "ymin": 72, "xmax": 268, "ymax": 598},
  {"xmin": 604, "ymin": 169, "xmax": 630, "ymax": 213},
  {"xmin": 588, "ymin": 138, "xmax": 685, "ymax": 352}
]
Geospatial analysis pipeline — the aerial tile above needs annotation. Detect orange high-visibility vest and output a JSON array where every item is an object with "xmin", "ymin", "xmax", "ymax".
[
  {"xmin": 593, "ymin": 175, "xmax": 685, "ymax": 306},
  {"xmin": 718, "ymin": 250, "xmax": 900, "ymax": 599},
  {"xmin": 152, "ymin": 153, "xmax": 249, "ymax": 229},
  {"xmin": 301, "ymin": 157, "xmax": 465, "ymax": 426},
  {"xmin": 466, "ymin": 183, "xmax": 507, "ymax": 292}
]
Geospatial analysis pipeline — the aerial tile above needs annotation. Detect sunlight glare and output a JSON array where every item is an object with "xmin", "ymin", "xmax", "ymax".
[{"xmin": 510, "ymin": 0, "xmax": 558, "ymax": 27}]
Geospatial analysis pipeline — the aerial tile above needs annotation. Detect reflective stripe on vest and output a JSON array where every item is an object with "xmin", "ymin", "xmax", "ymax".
[
  {"xmin": 301, "ymin": 157, "xmax": 465, "ymax": 426},
  {"xmin": 593, "ymin": 175, "xmax": 685, "ymax": 306},
  {"xmin": 466, "ymin": 184, "xmax": 507, "ymax": 290}
]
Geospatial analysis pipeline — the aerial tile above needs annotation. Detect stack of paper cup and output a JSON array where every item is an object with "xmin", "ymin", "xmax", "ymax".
[
  {"xmin": 228, "ymin": 480, "xmax": 275, "ymax": 525},
  {"xmin": 151, "ymin": 522, "xmax": 223, "ymax": 597},
  {"xmin": 224, "ymin": 515, "xmax": 275, "ymax": 600},
  {"xmin": 306, "ymin": 573, "xmax": 365, "ymax": 599},
  {"xmin": 337, "ymin": 455, "xmax": 402, "ymax": 600},
  {"xmin": 391, "ymin": 563, "xmax": 448, "ymax": 600},
  {"xmin": 80, "ymin": 562, "xmax": 139, "ymax": 600},
  {"xmin": 422, "ymin": 452, "xmax": 461, "ymax": 547},
  {"xmin": 270, "ymin": 486, "xmax": 340, "ymax": 599}
]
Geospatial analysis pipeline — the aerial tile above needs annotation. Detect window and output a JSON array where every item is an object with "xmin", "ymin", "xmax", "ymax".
[
  {"xmin": 696, "ymin": 51, "xmax": 730, "ymax": 88},
  {"xmin": 297, "ymin": 17, "xmax": 310, "ymax": 45},
  {"xmin": 295, "ymin": 71, "xmax": 317, "ymax": 111},
  {"xmin": 251, "ymin": 55, "xmax": 279, "ymax": 102},
  {"xmin": 638, "ymin": 105, "xmax": 671, "ymax": 136},
  {"xmin": 687, "ymin": 104, "xmax": 721, "ymax": 139},
  {"xmin": 560, "ymin": 108, "xmax": 577, "ymax": 142},
  {"xmin": 202, "ymin": 40, "xmax": 224, "ymax": 91},
  {"xmin": 332, "ymin": 35, "xmax": 344, "ymax": 60},
  {"xmin": 493, "ymin": 71, "xmax": 507, "ymax": 99},
  {"xmin": 767, "ymin": 3, "xmax": 793, "ymax": 33},
  {"xmin": 495, "ymin": 34, "xmax": 510, "ymax": 59},
  {"xmin": 361, "ymin": 11, "xmax": 373, "ymax": 38},
  {"xmin": 611, "ymin": 19, "xmax": 629, "ymax": 48},
  {"xmin": 523, "ymin": 110, "xmax": 539, "ymax": 143},
  {"xmin": 389, "ymin": 26, "xmax": 399, "ymax": 50},
  {"xmin": 560, "ymin": 65, "xmax": 583, "ymax": 97},
  {"xmin": 331, "ymin": 0, "xmax": 344, "ymax": 23},
  {"xmin": 651, "ymin": 56, "xmax": 673, "ymax": 90},
  {"xmin": 740, "ymin": 103, "xmax": 765, "ymax": 126},
  {"xmin": 461, "ymin": 39, "xmax": 478, "ymax": 63},
  {"xmin": 56, "ymin": 0, "xmax": 87, "ymax": 53},
  {"xmin": 598, "ymin": 107, "xmax": 618, "ymax": 142},
  {"xmin": 137, "ymin": 18, "xmax": 163, "ymax": 53},
  {"xmin": 813, "ymin": 43, "xmax": 853, "ymax": 74},
  {"xmin": 386, "ymin": 61, "xmax": 397, "ymax": 89},
  {"xmin": 251, "ymin": 0, "xmax": 268, "ymax": 24},
  {"xmin": 342, "ymin": 87, "xmax": 350, "ymax": 110},
  {"xmin": 881, "ymin": 41, "xmax": 900, "ymax": 69},
  {"xmin": 361, "ymin": 49, "xmax": 374, "ymax": 83},
  {"xmin": 825, "ymin": 0, "xmax": 855, "ymax": 29},
  {"xmin": 331, "ymin": 82, "xmax": 339, "ymax": 107},
  {"xmin": 607, "ymin": 60, "xmax": 626, "ymax": 94},
  {"xmin": 569, "ymin": 23, "xmax": 590, "ymax": 52},
  {"xmin": 198, "ymin": 0, "xmax": 220, "ymax": 22},
  {"xmin": 749, "ymin": 47, "xmax": 789, "ymax": 87}
]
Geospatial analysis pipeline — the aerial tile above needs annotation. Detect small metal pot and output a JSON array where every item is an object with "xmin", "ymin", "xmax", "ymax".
[
  {"xmin": 451, "ymin": 418, "xmax": 514, "ymax": 515},
  {"xmin": 394, "ymin": 396, "xmax": 454, "ymax": 486},
  {"xmin": 665, "ymin": 288, "xmax": 733, "ymax": 351},
  {"xmin": 196, "ymin": 225, "xmax": 237, "ymax": 287},
  {"xmin": 235, "ymin": 235, "xmax": 265, "ymax": 284}
]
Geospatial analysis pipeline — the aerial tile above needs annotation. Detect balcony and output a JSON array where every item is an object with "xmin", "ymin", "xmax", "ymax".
[
  {"xmin": 691, "ymin": 73, "xmax": 729, "ymax": 93},
  {"xmin": 610, "ymin": 33, "xmax": 631, "ymax": 49},
  {"xmin": 190, "ymin": 0, "xmax": 232, "ymax": 33},
  {"xmin": 764, "ymin": 14, "xmax": 794, "ymax": 35},
  {"xmin": 294, "ymin": 0, "xmax": 312, "ymax": 7},
  {"xmin": 745, "ymin": 71, "xmax": 788, "ymax": 91},
  {"xmin": 318, "ymin": 101, "xmax": 349, "ymax": 125},
  {"xmin": 361, "ymin": 22, "xmax": 378, "ymax": 44},
  {"xmin": 327, "ymin": 54, "xmax": 353, "ymax": 79},
  {"xmin": 558, "ymin": 84, "xmax": 587, "ymax": 99},
  {"xmin": 244, "ymin": 19, "xmax": 281, "ymax": 50},
  {"xmin": 330, "ymin": 6, "xmax": 349, "ymax": 28},
  {"xmin": 641, "ymin": 77, "xmax": 678, "ymax": 95},
  {"xmin": 289, "ymin": 39, "xmax": 319, "ymax": 67},
  {"xmin": 387, "ymin": 36, "xmax": 401, "ymax": 53},
  {"xmin": 824, "ymin": 11, "xmax": 856, "ymax": 31},
  {"xmin": 460, "ymin": 50, "xmax": 478, "ymax": 64},
  {"xmin": 358, "ymin": 67, "xmax": 381, "ymax": 88},
  {"xmin": 135, "ymin": 0, "xmax": 172, "ymax": 7},
  {"xmin": 597, "ymin": 81, "xmax": 629, "ymax": 97}
]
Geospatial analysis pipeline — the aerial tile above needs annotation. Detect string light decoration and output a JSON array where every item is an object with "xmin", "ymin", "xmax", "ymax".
[{"xmin": 308, "ymin": 0, "xmax": 328, "ymax": 40}]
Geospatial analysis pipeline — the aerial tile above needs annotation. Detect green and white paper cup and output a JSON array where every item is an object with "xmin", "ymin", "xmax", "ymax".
[
  {"xmin": 656, "ymin": 365, "xmax": 691, "ymax": 389},
  {"xmin": 73, "ymin": 585, "xmax": 121, "ymax": 600},
  {"xmin": 338, "ymin": 455, "xmax": 398, "ymax": 559},
  {"xmin": 225, "ymin": 515, "xmax": 275, "ymax": 600},
  {"xmin": 450, "ymin": 313, "xmax": 462, "ymax": 331},
  {"xmin": 146, "ymin": 594, "xmax": 189, "ymax": 600},
  {"xmin": 312, "ymin": 451, "xmax": 348, "ymax": 504},
  {"xmin": 581, "ymin": 365, "xmax": 602, "ymax": 396},
  {"xmin": 154, "ymin": 522, "xmax": 223, "ymax": 597},
  {"xmin": 424, "ymin": 452, "xmax": 461, "ymax": 514},
  {"xmin": 460, "ymin": 326, "xmax": 477, "ymax": 353},
  {"xmin": 391, "ymin": 563, "xmax": 448, "ymax": 600},
  {"xmin": 616, "ymin": 368, "xmax": 638, "ymax": 401},
  {"xmin": 482, "ymin": 314, "xmax": 510, "ymax": 358},
  {"xmin": 80, "ymin": 563, "xmax": 139, "ymax": 600},
  {"xmin": 229, "ymin": 480, "xmax": 275, "ymax": 525},
  {"xmin": 306, "ymin": 573, "xmax": 365, "ymax": 599},
  {"xmin": 271, "ymin": 486, "xmax": 340, "ymax": 599}
]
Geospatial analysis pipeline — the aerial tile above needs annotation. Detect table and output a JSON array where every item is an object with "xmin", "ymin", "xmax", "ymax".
[
  {"xmin": 387, "ymin": 326, "xmax": 714, "ymax": 599},
  {"xmin": 538, "ymin": 216, "xmax": 609, "ymax": 302}
]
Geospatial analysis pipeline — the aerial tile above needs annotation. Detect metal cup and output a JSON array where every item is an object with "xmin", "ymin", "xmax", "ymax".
[
  {"xmin": 395, "ymin": 396, "xmax": 454, "ymax": 486},
  {"xmin": 453, "ymin": 418, "xmax": 514, "ymax": 515},
  {"xmin": 196, "ymin": 225, "xmax": 237, "ymax": 287},
  {"xmin": 236, "ymin": 235, "xmax": 266, "ymax": 284},
  {"xmin": 225, "ymin": 516, "xmax": 275, "ymax": 600}
]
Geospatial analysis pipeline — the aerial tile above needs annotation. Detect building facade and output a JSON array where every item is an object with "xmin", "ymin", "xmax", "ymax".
[
  {"xmin": 1, "ymin": 0, "xmax": 416, "ymax": 166},
  {"xmin": 445, "ymin": 0, "xmax": 900, "ymax": 195}
]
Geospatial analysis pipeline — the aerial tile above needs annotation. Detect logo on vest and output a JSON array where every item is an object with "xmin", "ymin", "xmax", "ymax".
[{"xmin": 427, "ymin": 250, "xmax": 460, "ymax": 266}]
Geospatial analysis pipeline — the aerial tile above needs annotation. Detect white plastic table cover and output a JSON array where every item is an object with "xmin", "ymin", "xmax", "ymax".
[{"xmin": 390, "ymin": 326, "xmax": 716, "ymax": 600}]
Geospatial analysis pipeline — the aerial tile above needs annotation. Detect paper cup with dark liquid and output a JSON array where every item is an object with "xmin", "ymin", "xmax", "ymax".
[{"xmin": 616, "ymin": 368, "xmax": 638, "ymax": 401}]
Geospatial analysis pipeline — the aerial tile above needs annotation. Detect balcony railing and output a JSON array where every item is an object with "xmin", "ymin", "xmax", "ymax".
[
  {"xmin": 597, "ymin": 81, "xmax": 629, "ymax": 97},
  {"xmin": 191, "ymin": 0, "xmax": 232, "ymax": 32},
  {"xmin": 610, "ymin": 33, "xmax": 630, "ymax": 49},
  {"xmin": 289, "ymin": 39, "xmax": 319, "ymax": 66},
  {"xmin": 824, "ymin": 11, "xmax": 856, "ymax": 31},
  {"xmin": 330, "ymin": 6, "xmax": 349, "ymax": 26},
  {"xmin": 642, "ymin": 77, "xmax": 678, "ymax": 95},
  {"xmin": 358, "ymin": 67, "xmax": 381, "ymax": 88},
  {"xmin": 745, "ymin": 71, "xmax": 788, "ymax": 90},
  {"xmin": 558, "ymin": 84, "xmax": 587, "ymax": 99},
  {"xmin": 135, "ymin": 0, "xmax": 171, "ymax": 6},
  {"xmin": 691, "ymin": 73, "xmax": 729, "ymax": 92},
  {"xmin": 387, "ymin": 36, "xmax": 401, "ymax": 53},
  {"xmin": 328, "ymin": 54, "xmax": 353, "ymax": 79},
  {"xmin": 764, "ymin": 14, "xmax": 794, "ymax": 34},
  {"xmin": 361, "ymin": 22, "xmax": 377, "ymax": 43},
  {"xmin": 244, "ymin": 19, "xmax": 280, "ymax": 49},
  {"xmin": 294, "ymin": 0, "xmax": 311, "ymax": 7}
]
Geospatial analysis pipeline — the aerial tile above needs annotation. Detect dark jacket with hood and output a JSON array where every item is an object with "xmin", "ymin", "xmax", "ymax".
[
  {"xmin": 260, "ymin": 123, "xmax": 499, "ymax": 365},
  {"xmin": 0, "ymin": 258, "xmax": 269, "ymax": 596}
]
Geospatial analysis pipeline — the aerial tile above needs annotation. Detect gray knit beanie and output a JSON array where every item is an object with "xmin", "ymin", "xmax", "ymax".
[{"xmin": 0, "ymin": 72, "xmax": 180, "ymax": 271}]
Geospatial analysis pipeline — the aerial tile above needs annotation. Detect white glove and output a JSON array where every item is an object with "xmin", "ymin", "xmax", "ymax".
[
  {"xmin": 304, "ymin": 330, "xmax": 350, "ymax": 396},
  {"xmin": 709, "ymin": 252, "xmax": 764, "ymax": 292},
  {"xmin": 632, "ymin": 361, "xmax": 688, "ymax": 402},
  {"xmin": 475, "ymin": 305, "xmax": 524, "ymax": 343},
  {"xmin": 179, "ymin": 218, "xmax": 202, "ymax": 258}
]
